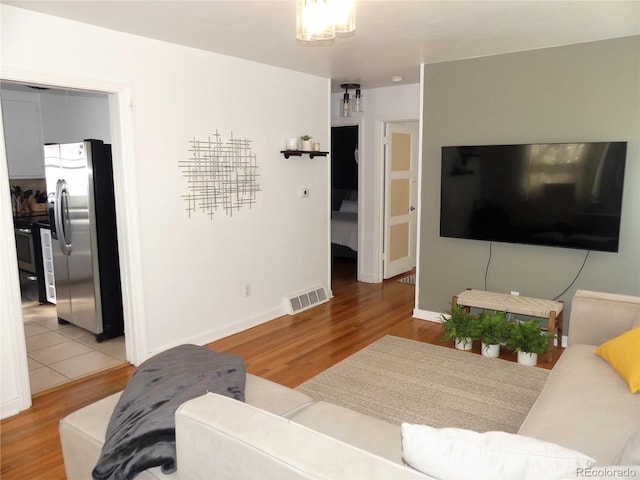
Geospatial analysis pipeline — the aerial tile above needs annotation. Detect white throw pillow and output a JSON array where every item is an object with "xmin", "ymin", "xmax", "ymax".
[
  {"xmin": 339, "ymin": 200, "xmax": 358, "ymax": 213},
  {"xmin": 401, "ymin": 423, "xmax": 595, "ymax": 480},
  {"xmin": 617, "ymin": 429, "xmax": 640, "ymax": 465}
]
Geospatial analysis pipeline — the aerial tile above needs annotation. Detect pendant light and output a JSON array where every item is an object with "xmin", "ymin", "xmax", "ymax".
[
  {"xmin": 296, "ymin": 0, "xmax": 356, "ymax": 44},
  {"xmin": 296, "ymin": 0, "xmax": 335, "ymax": 42},
  {"xmin": 333, "ymin": 0, "xmax": 356, "ymax": 36},
  {"xmin": 340, "ymin": 83, "xmax": 362, "ymax": 117}
]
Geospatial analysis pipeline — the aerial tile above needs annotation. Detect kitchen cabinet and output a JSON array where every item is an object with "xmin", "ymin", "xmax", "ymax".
[{"xmin": 1, "ymin": 90, "xmax": 45, "ymax": 179}]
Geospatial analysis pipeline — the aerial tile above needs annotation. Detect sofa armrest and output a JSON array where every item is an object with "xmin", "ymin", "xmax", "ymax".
[
  {"xmin": 175, "ymin": 393, "xmax": 428, "ymax": 480},
  {"xmin": 568, "ymin": 290, "xmax": 640, "ymax": 346}
]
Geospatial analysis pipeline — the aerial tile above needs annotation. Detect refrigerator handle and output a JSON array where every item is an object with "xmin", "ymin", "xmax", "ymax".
[{"xmin": 55, "ymin": 179, "xmax": 73, "ymax": 256}]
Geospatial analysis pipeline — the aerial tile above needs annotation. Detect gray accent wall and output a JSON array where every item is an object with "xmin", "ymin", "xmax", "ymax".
[{"xmin": 419, "ymin": 36, "xmax": 640, "ymax": 328}]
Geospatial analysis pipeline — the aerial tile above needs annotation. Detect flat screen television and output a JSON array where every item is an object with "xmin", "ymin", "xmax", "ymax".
[{"xmin": 440, "ymin": 142, "xmax": 627, "ymax": 252}]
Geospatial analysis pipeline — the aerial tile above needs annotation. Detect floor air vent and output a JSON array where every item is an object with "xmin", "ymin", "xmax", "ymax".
[{"xmin": 286, "ymin": 286, "xmax": 329, "ymax": 314}]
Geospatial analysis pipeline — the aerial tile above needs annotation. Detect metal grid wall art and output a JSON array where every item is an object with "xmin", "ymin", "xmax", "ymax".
[{"xmin": 180, "ymin": 131, "xmax": 260, "ymax": 218}]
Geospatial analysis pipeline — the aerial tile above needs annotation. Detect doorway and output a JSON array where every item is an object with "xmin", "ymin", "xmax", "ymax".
[
  {"xmin": 382, "ymin": 121, "xmax": 419, "ymax": 279},
  {"xmin": 330, "ymin": 125, "xmax": 359, "ymax": 284},
  {"xmin": 2, "ymin": 82, "xmax": 126, "ymax": 395}
]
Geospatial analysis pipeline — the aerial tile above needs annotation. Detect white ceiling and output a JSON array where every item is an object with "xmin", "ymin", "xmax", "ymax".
[{"xmin": 5, "ymin": 1, "xmax": 640, "ymax": 92}]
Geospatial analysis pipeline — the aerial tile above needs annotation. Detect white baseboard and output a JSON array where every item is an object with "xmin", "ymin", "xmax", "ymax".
[
  {"xmin": 145, "ymin": 306, "xmax": 286, "ymax": 361},
  {"xmin": 1, "ymin": 397, "xmax": 27, "ymax": 420},
  {"xmin": 412, "ymin": 308, "xmax": 443, "ymax": 322},
  {"xmin": 357, "ymin": 273, "xmax": 380, "ymax": 284}
]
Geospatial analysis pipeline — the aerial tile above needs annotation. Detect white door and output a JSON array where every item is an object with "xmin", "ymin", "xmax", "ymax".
[{"xmin": 383, "ymin": 122, "xmax": 418, "ymax": 279}]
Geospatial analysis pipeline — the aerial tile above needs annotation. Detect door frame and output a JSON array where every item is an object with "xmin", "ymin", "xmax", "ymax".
[
  {"xmin": 0, "ymin": 69, "xmax": 146, "ymax": 416},
  {"xmin": 375, "ymin": 117, "xmax": 420, "ymax": 282},
  {"xmin": 382, "ymin": 121, "xmax": 419, "ymax": 279}
]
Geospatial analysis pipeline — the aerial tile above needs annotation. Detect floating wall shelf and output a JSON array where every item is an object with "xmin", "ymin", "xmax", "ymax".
[{"xmin": 281, "ymin": 150, "xmax": 329, "ymax": 159}]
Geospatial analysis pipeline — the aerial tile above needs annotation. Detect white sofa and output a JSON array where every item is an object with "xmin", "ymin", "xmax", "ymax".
[{"xmin": 60, "ymin": 290, "xmax": 640, "ymax": 479}]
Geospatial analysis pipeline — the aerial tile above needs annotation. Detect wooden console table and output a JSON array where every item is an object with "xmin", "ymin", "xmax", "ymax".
[{"xmin": 452, "ymin": 289, "xmax": 564, "ymax": 353}]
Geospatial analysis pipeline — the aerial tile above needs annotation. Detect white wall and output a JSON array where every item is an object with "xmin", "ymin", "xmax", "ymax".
[
  {"xmin": 39, "ymin": 90, "xmax": 111, "ymax": 144},
  {"xmin": 331, "ymin": 83, "xmax": 421, "ymax": 282},
  {"xmin": 1, "ymin": 5, "xmax": 331, "ymax": 418},
  {"xmin": 418, "ymin": 37, "xmax": 640, "ymax": 323}
]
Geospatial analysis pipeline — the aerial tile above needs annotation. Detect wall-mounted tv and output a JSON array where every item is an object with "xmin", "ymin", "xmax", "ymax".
[{"xmin": 440, "ymin": 142, "xmax": 627, "ymax": 252}]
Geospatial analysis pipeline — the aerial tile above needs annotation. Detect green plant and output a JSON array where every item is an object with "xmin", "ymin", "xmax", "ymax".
[
  {"xmin": 472, "ymin": 311, "xmax": 510, "ymax": 347},
  {"xmin": 300, "ymin": 134, "xmax": 313, "ymax": 141},
  {"xmin": 505, "ymin": 319, "xmax": 555, "ymax": 354},
  {"xmin": 441, "ymin": 303, "xmax": 474, "ymax": 343}
]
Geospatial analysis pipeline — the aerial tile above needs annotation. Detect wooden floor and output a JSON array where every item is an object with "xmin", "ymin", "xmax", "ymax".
[{"xmin": 0, "ymin": 257, "xmax": 563, "ymax": 480}]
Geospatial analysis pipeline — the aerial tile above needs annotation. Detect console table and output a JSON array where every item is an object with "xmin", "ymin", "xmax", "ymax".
[{"xmin": 452, "ymin": 289, "xmax": 564, "ymax": 353}]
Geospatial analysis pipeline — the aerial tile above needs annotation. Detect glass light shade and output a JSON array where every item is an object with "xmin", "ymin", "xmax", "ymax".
[
  {"xmin": 297, "ymin": 0, "xmax": 336, "ymax": 42},
  {"xmin": 352, "ymin": 88, "xmax": 362, "ymax": 112},
  {"xmin": 340, "ymin": 92, "xmax": 351, "ymax": 117},
  {"xmin": 331, "ymin": 0, "xmax": 356, "ymax": 35}
]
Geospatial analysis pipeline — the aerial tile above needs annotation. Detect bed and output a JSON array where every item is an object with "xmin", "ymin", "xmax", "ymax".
[{"xmin": 331, "ymin": 188, "xmax": 358, "ymax": 258}]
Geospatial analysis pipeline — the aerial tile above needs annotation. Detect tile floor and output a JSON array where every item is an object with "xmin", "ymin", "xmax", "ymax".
[{"xmin": 21, "ymin": 274, "xmax": 127, "ymax": 394}]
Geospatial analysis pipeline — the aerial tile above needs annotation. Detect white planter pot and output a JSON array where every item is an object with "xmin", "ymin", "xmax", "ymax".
[
  {"xmin": 481, "ymin": 342, "xmax": 500, "ymax": 358},
  {"xmin": 517, "ymin": 351, "xmax": 538, "ymax": 366},
  {"xmin": 455, "ymin": 337, "xmax": 473, "ymax": 351},
  {"xmin": 300, "ymin": 140, "xmax": 312, "ymax": 151}
]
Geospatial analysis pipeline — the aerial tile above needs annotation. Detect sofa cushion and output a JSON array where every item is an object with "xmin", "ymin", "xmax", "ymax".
[
  {"xmin": 401, "ymin": 423, "xmax": 594, "ymax": 480},
  {"xmin": 175, "ymin": 393, "xmax": 427, "ymax": 479},
  {"xmin": 289, "ymin": 400, "xmax": 402, "ymax": 464},
  {"xmin": 518, "ymin": 344, "xmax": 640, "ymax": 465},
  {"xmin": 595, "ymin": 327, "xmax": 640, "ymax": 393},
  {"xmin": 59, "ymin": 392, "xmax": 171, "ymax": 480},
  {"xmin": 245, "ymin": 374, "xmax": 313, "ymax": 418},
  {"xmin": 568, "ymin": 290, "xmax": 640, "ymax": 345},
  {"xmin": 59, "ymin": 374, "xmax": 313, "ymax": 480}
]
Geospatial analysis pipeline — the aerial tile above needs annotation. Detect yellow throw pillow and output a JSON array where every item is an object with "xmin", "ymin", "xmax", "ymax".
[{"xmin": 595, "ymin": 327, "xmax": 640, "ymax": 393}]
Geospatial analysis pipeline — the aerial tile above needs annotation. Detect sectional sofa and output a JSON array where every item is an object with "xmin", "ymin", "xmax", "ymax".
[{"xmin": 60, "ymin": 289, "xmax": 640, "ymax": 479}]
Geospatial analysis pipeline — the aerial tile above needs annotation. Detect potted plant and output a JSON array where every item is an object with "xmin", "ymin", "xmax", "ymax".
[
  {"xmin": 300, "ymin": 134, "xmax": 313, "ymax": 151},
  {"xmin": 441, "ymin": 303, "xmax": 474, "ymax": 351},
  {"xmin": 505, "ymin": 319, "xmax": 555, "ymax": 366},
  {"xmin": 472, "ymin": 311, "xmax": 510, "ymax": 358}
]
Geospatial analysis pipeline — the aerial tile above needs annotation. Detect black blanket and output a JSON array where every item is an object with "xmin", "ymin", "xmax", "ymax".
[{"xmin": 92, "ymin": 344, "xmax": 245, "ymax": 480}]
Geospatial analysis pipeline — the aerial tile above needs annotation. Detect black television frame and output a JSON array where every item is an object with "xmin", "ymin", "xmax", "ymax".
[{"xmin": 439, "ymin": 142, "xmax": 627, "ymax": 253}]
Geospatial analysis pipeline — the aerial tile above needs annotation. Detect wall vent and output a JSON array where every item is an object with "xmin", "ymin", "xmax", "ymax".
[{"xmin": 286, "ymin": 286, "xmax": 329, "ymax": 315}]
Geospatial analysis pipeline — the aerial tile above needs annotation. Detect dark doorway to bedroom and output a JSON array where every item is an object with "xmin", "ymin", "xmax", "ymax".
[{"xmin": 331, "ymin": 125, "xmax": 358, "ymax": 282}]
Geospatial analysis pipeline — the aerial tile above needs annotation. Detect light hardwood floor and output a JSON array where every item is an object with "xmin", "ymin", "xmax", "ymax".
[{"xmin": 0, "ymin": 257, "xmax": 563, "ymax": 480}]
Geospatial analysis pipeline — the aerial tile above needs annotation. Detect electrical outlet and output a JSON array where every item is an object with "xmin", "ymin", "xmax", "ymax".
[
  {"xmin": 244, "ymin": 284, "xmax": 251, "ymax": 297},
  {"xmin": 510, "ymin": 291, "xmax": 520, "ymax": 296}
]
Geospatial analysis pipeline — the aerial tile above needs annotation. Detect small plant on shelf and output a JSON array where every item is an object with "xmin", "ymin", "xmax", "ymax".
[
  {"xmin": 300, "ymin": 134, "xmax": 313, "ymax": 151},
  {"xmin": 441, "ymin": 303, "xmax": 474, "ymax": 350}
]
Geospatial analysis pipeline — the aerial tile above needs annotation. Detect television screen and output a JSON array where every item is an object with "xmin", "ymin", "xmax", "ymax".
[{"xmin": 440, "ymin": 142, "xmax": 627, "ymax": 252}]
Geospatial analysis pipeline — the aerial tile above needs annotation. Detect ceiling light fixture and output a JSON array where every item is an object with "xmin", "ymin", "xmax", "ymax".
[
  {"xmin": 340, "ymin": 83, "xmax": 362, "ymax": 117},
  {"xmin": 296, "ymin": 0, "xmax": 356, "ymax": 44}
]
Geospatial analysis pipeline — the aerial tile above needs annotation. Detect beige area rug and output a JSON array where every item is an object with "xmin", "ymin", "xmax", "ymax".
[{"xmin": 296, "ymin": 335, "xmax": 549, "ymax": 433}]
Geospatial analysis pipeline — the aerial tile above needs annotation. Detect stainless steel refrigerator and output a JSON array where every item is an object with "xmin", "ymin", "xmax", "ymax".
[{"xmin": 45, "ymin": 140, "xmax": 124, "ymax": 342}]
